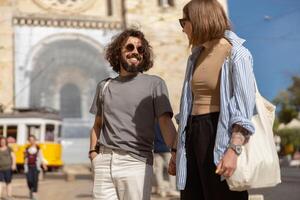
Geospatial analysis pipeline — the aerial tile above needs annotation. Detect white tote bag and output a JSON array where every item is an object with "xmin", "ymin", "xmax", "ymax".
[{"xmin": 226, "ymin": 85, "xmax": 281, "ymax": 191}]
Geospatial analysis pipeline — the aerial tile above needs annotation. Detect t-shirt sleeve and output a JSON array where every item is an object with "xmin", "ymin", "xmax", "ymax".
[
  {"xmin": 89, "ymin": 82, "xmax": 102, "ymax": 116},
  {"xmin": 153, "ymin": 80, "xmax": 173, "ymax": 118}
]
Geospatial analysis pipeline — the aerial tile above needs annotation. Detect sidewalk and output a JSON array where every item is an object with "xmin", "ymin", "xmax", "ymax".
[
  {"xmin": 3, "ymin": 164, "xmax": 266, "ymax": 200},
  {"xmin": 6, "ymin": 172, "xmax": 178, "ymax": 200}
]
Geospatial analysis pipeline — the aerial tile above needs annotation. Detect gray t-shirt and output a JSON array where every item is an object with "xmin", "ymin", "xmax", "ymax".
[{"xmin": 90, "ymin": 73, "xmax": 173, "ymax": 165}]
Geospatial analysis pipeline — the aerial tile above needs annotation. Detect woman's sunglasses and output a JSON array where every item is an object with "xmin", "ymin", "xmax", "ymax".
[
  {"xmin": 125, "ymin": 43, "xmax": 145, "ymax": 54},
  {"xmin": 179, "ymin": 18, "xmax": 188, "ymax": 28}
]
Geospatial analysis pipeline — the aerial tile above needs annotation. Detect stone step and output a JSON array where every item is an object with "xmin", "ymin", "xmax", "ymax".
[{"xmin": 249, "ymin": 194, "xmax": 264, "ymax": 200}]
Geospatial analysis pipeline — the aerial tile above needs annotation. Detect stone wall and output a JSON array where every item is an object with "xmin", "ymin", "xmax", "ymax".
[{"xmin": 0, "ymin": 1, "xmax": 14, "ymax": 111}]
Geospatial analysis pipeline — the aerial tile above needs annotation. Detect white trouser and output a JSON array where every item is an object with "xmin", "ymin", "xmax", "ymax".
[
  {"xmin": 92, "ymin": 146, "xmax": 153, "ymax": 200},
  {"xmin": 153, "ymin": 152, "xmax": 176, "ymax": 191}
]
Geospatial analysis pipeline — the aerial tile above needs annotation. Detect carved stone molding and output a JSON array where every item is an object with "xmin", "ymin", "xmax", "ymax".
[
  {"xmin": 13, "ymin": 15, "xmax": 123, "ymax": 30},
  {"xmin": 33, "ymin": 0, "xmax": 97, "ymax": 14}
]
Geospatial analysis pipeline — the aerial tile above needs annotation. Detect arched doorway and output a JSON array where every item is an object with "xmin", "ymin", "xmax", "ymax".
[
  {"xmin": 28, "ymin": 35, "xmax": 111, "ymax": 137},
  {"xmin": 60, "ymin": 83, "xmax": 82, "ymax": 118}
]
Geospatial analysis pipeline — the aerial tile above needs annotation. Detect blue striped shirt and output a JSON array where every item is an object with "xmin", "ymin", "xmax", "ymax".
[{"xmin": 176, "ymin": 30, "xmax": 256, "ymax": 190}]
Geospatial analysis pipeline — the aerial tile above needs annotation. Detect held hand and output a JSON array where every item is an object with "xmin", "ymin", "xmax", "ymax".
[
  {"xmin": 168, "ymin": 152, "xmax": 176, "ymax": 176},
  {"xmin": 12, "ymin": 164, "xmax": 17, "ymax": 171},
  {"xmin": 42, "ymin": 164, "xmax": 48, "ymax": 171},
  {"xmin": 215, "ymin": 148, "xmax": 238, "ymax": 178},
  {"xmin": 89, "ymin": 152, "xmax": 98, "ymax": 161}
]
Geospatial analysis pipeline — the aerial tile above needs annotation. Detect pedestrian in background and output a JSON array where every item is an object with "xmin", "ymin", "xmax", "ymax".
[
  {"xmin": 0, "ymin": 136, "xmax": 16, "ymax": 200},
  {"xmin": 171, "ymin": 0, "xmax": 256, "ymax": 199},
  {"xmin": 153, "ymin": 124, "xmax": 179, "ymax": 198},
  {"xmin": 24, "ymin": 135, "xmax": 47, "ymax": 200}
]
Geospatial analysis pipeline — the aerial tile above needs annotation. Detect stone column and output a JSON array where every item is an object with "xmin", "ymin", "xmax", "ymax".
[{"xmin": 0, "ymin": 2, "xmax": 14, "ymax": 112}]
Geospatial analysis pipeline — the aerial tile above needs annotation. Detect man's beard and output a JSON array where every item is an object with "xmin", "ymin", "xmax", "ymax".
[{"xmin": 120, "ymin": 54, "xmax": 145, "ymax": 73}]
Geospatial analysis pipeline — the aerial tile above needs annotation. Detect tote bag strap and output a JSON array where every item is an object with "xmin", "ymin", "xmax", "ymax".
[
  {"xmin": 94, "ymin": 78, "xmax": 111, "ymax": 152},
  {"xmin": 100, "ymin": 78, "xmax": 112, "ymax": 130},
  {"xmin": 227, "ymin": 52, "xmax": 259, "ymax": 96}
]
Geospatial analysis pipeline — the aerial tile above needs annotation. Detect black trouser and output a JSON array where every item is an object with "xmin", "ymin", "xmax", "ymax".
[
  {"xmin": 181, "ymin": 112, "xmax": 248, "ymax": 200},
  {"xmin": 26, "ymin": 166, "xmax": 39, "ymax": 193}
]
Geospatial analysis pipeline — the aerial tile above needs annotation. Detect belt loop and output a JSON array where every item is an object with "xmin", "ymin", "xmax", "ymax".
[{"xmin": 99, "ymin": 145, "xmax": 104, "ymax": 154}]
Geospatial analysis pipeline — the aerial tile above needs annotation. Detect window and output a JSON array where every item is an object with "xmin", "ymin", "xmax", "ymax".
[
  {"xmin": 60, "ymin": 83, "xmax": 82, "ymax": 118},
  {"xmin": 158, "ymin": 0, "xmax": 174, "ymax": 7},
  {"xmin": 58, "ymin": 125, "xmax": 62, "ymax": 138},
  {"xmin": 27, "ymin": 125, "xmax": 41, "ymax": 141},
  {"xmin": 0, "ymin": 126, "xmax": 3, "ymax": 136},
  {"xmin": 45, "ymin": 124, "xmax": 55, "ymax": 142},
  {"xmin": 7, "ymin": 126, "xmax": 17, "ymax": 143},
  {"xmin": 107, "ymin": 0, "xmax": 113, "ymax": 16}
]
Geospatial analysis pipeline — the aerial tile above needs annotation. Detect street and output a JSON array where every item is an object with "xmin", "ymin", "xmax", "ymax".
[
  {"xmin": 2, "ymin": 167, "xmax": 299, "ymax": 200},
  {"xmin": 249, "ymin": 167, "xmax": 300, "ymax": 200}
]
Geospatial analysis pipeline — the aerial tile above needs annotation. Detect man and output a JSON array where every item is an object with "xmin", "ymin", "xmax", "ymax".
[{"xmin": 89, "ymin": 29, "xmax": 177, "ymax": 200}]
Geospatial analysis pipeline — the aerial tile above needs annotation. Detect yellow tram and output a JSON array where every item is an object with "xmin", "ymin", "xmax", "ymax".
[{"xmin": 0, "ymin": 108, "xmax": 63, "ymax": 170}]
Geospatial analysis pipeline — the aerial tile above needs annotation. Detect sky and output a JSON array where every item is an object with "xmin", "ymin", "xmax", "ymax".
[{"xmin": 228, "ymin": 0, "xmax": 300, "ymax": 100}]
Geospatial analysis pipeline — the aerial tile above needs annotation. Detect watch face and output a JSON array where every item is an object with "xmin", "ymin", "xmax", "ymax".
[
  {"xmin": 33, "ymin": 0, "xmax": 96, "ymax": 13},
  {"xmin": 236, "ymin": 145, "xmax": 242, "ymax": 155}
]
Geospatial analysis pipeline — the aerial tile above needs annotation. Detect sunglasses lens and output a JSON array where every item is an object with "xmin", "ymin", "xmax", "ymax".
[
  {"xmin": 137, "ymin": 46, "xmax": 144, "ymax": 54},
  {"xmin": 126, "ymin": 44, "xmax": 135, "ymax": 52},
  {"xmin": 179, "ymin": 18, "xmax": 187, "ymax": 28},
  {"xmin": 125, "ymin": 43, "xmax": 144, "ymax": 54},
  {"xmin": 179, "ymin": 19, "xmax": 183, "ymax": 28}
]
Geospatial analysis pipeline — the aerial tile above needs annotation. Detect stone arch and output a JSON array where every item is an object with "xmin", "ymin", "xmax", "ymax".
[{"xmin": 28, "ymin": 34, "xmax": 110, "ymax": 119}]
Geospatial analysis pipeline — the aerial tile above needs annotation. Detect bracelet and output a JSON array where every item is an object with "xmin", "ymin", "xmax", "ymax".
[
  {"xmin": 88, "ymin": 149, "xmax": 98, "ymax": 155},
  {"xmin": 171, "ymin": 148, "xmax": 177, "ymax": 153}
]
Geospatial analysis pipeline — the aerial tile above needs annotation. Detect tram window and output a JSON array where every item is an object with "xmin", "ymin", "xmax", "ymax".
[
  {"xmin": 0, "ymin": 126, "xmax": 3, "ymax": 136},
  {"xmin": 45, "ymin": 124, "xmax": 55, "ymax": 142},
  {"xmin": 7, "ymin": 125, "xmax": 17, "ymax": 143},
  {"xmin": 27, "ymin": 125, "xmax": 41, "ymax": 141},
  {"xmin": 58, "ymin": 125, "xmax": 62, "ymax": 138}
]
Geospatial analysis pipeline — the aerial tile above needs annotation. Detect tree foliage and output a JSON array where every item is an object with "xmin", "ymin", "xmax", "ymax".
[
  {"xmin": 274, "ymin": 75, "xmax": 300, "ymax": 124},
  {"xmin": 276, "ymin": 128, "xmax": 300, "ymax": 152},
  {"xmin": 288, "ymin": 76, "xmax": 300, "ymax": 111}
]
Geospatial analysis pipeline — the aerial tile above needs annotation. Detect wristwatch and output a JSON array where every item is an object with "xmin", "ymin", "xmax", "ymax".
[{"xmin": 228, "ymin": 143, "xmax": 243, "ymax": 156}]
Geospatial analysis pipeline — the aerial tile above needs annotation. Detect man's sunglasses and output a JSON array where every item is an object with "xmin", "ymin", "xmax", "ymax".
[
  {"xmin": 179, "ymin": 18, "xmax": 189, "ymax": 28},
  {"xmin": 125, "ymin": 43, "xmax": 145, "ymax": 54}
]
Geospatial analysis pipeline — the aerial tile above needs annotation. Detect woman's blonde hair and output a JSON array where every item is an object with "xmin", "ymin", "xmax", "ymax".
[{"xmin": 183, "ymin": 0, "xmax": 231, "ymax": 46}]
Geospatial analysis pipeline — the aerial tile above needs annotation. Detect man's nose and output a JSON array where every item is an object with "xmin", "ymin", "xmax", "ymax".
[{"xmin": 132, "ymin": 47, "xmax": 139, "ymax": 54}]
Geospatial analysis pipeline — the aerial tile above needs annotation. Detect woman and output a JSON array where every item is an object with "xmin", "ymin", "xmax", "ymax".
[
  {"xmin": 0, "ymin": 136, "xmax": 16, "ymax": 200},
  {"xmin": 170, "ymin": 0, "xmax": 256, "ymax": 199},
  {"xmin": 24, "ymin": 135, "xmax": 47, "ymax": 200}
]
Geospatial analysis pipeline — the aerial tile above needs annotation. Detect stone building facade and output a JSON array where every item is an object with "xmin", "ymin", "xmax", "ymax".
[{"xmin": 0, "ymin": 0, "xmax": 227, "ymax": 137}]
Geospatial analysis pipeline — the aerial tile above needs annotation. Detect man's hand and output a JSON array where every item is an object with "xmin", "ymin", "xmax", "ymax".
[
  {"xmin": 215, "ymin": 148, "xmax": 238, "ymax": 178},
  {"xmin": 89, "ymin": 152, "xmax": 98, "ymax": 161},
  {"xmin": 168, "ymin": 152, "xmax": 176, "ymax": 176}
]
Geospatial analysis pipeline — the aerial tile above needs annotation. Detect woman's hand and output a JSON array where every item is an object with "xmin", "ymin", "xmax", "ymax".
[
  {"xmin": 215, "ymin": 148, "xmax": 238, "ymax": 178},
  {"xmin": 168, "ymin": 152, "xmax": 176, "ymax": 176}
]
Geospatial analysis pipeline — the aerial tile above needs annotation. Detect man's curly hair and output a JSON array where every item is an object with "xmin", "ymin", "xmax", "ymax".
[{"xmin": 105, "ymin": 29, "xmax": 153, "ymax": 73}]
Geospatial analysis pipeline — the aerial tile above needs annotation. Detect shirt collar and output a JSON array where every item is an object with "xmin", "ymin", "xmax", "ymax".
[
  {"xmin": 193, "ymin": 30, "xmax": 245, "ymax": 50},
  {"xmin": 224, "ymin": 30, "xmax": 245, "ymax": 48}
]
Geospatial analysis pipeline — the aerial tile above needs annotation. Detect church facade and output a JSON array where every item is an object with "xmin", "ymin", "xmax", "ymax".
[{"xmin": 0, "ymin": 0, "xmax": 227, "ymax": 137}]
